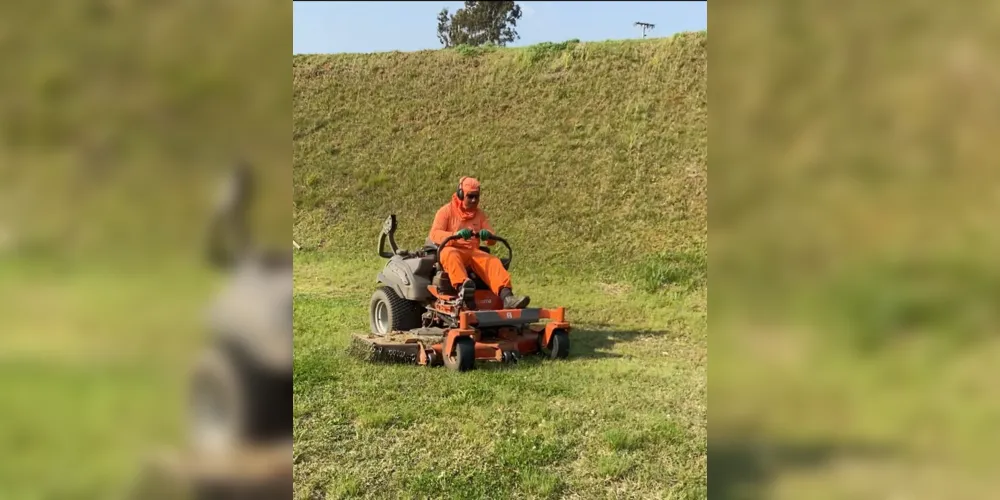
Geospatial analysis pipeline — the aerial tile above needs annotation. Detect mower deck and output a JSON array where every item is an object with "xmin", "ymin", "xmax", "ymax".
[{"xmin": 351, "ymin": 306, "xmax": 570, "ymax": 370}]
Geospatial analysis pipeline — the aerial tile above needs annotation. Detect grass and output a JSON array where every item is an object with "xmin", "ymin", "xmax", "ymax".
[
  {"xmin": 0, "ymin": 0, "xmax": 292, "ymax": 258},
  {"xmin": 0, "ymin": 1, "xmax": 291, "ymax": 496},
  {"xmin": 0, "ymin": 255, "xmax": 219, "ymax": 498},
  {"xmin": 292, "ymin": 31, "xmax": 707, "ymax": 278},
  {"xmin": 293, "ymin": 254, "xmax": 706, "ymax": 499},
  {"xmin": 292, "ymin": 31, "xmax": 707, "ymax": 499},
  {"xmin": 709, "ymin": 1, "xmax": 1000, "ymax": 498}
]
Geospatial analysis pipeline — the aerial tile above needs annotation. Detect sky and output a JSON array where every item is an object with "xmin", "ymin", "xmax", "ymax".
[{"xmin": 293, "ymin": 1, "xmax": 707, "ymax": 54}]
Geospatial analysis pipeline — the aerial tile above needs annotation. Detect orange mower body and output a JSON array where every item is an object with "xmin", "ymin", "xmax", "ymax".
[{"xmin": 415, "ymin": 305, "xmax": 571, "ymax": 370}]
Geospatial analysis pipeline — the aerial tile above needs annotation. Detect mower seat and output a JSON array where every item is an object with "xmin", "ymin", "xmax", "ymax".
[
  {"xmin": 467, "ymin": 271, "xmax": 492, "ymax": 291},
  {"xmin": 408, "ymin": 254, "xmax": 436, "ymax": 279},
  {"xmin": 434, "ymin": 268, "xmax": 492, "ymax": 294}
]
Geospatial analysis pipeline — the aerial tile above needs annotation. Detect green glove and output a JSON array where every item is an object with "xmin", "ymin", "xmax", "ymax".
[
  {"xmin": 478, "ymin": 229, "xmax": 492, "ymax": 241},
  {"xmin": 455, "ymin": 228, "xmax": 473, "ymax": 240}
]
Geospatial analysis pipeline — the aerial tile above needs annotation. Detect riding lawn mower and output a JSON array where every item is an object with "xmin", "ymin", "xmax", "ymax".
[{"xmin": 349, "ymin": 214, "xmax": 573, "ymax": 371}]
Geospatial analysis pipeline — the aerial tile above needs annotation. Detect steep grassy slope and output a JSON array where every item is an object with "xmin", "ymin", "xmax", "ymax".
[
  {"xmin": 293, "ymin": 33, "xmax": 707, "ymax": 500},
  {"xmin": 293, "ymin": 32, "xmax": 706, "ymax": 283}
]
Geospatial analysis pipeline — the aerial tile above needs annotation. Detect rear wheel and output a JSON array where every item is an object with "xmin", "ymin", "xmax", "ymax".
[
  {"xmin": 370, "ymin": 287, "xmax": 424, "ymax": 335},
  {"xmin": 189, "ymin": 347, "xmax": 244, "ymax": 452},
  {"xmin": 444, "ymin": 336, "xmax": 476, "ymax": 372},
  {"xmin": 188, "ymin": 343, "xmax": 289, "ymax": 452}
]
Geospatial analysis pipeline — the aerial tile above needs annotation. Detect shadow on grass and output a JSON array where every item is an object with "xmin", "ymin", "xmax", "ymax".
[
  {"xmin": 708, "ymin": 436, "xmax": 896, "ymax": 500},
  {"xmin": 569, "ymin": 327, "xmax": 670, "ymax": 359}
]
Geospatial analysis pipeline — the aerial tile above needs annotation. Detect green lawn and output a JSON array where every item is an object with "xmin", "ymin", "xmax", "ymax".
[
  {"xmin": 0, "ymin": 256, "xmax": 218, "ymax": 499},
  {"xmin": 292, "ymin": 252, "xmax": 706, "ymax": 499},
  {"xmin": 710, "ymin": 321, "xmax": 1000, "ymax": 500}
]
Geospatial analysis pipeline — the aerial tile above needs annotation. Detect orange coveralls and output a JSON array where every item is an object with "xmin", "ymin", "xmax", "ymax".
[{"xmin": 428, "ymin": 194, "xmax": 512, "ymax": 295}]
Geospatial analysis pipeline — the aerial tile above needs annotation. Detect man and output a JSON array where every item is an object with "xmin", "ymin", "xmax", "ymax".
[{"xmin": 428, "ymin": 176, "xmax": 530, "ymax": 309}]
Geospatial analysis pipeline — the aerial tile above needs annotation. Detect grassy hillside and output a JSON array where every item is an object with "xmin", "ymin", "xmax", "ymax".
[
  {"xmin": 292, "ymin": 32, "xmax": 707, "ymax": 283},
  {"xmin": 293, "ymin": 33, "xmax": 707, "ymax": 500},
  {"xmin": 0, "ymin": 0, "xmax": 291, "ymax": 262}
]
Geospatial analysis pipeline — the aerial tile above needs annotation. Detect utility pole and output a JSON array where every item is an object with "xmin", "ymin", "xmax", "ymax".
[{"xmin": 634, "ymin": 21, "xmax": 655, "ymax": 38}]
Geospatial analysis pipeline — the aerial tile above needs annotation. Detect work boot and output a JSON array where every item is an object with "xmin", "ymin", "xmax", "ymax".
[
  {"xmin": 499, "ymin": 287, "xmax": 530, "ymax": 309},
  {"xmin": 460, "ymin": 279, "xmax": 476, "ymax": 308}
]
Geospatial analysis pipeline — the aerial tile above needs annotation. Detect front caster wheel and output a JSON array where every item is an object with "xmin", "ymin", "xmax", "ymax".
[
  {"xmin": 444, "ymin": 336, "xmax": 476, "ymax": 372},
  {"xmin": 545, "ymin": 329, "xmax": 570, "ymax": 360}
]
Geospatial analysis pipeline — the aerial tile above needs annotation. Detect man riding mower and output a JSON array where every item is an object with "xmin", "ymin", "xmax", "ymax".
[
  {"xmin": 349, "ymin": 176, "xmax": 573, "ymax": 371},
  {"xmin": 429, "ymin": 176, "xmax": 530, "ymax": 311}
]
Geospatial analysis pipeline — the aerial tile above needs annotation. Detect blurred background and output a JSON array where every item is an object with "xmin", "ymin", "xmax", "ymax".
[
  {"xmin": 710, "ymin": 0, "xmax": 1000, "ymax": 498},
  {"xmin": 8, "ymin": 0, "xmax": 1000, "ymax": 497},
  {"xmin": 0, "ymin": 0, "xmax": 290, "ymax": 498}
]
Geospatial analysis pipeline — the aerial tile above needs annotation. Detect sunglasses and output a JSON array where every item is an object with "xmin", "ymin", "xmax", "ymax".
[{"xmin": 465, "ymin": 192, "xmax": 480, "ymax": 200}]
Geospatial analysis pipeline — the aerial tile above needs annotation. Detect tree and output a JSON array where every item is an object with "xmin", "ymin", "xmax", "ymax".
[{"xmin": 437, "ymin": 1, "xmax": 523, "ymax": 48}]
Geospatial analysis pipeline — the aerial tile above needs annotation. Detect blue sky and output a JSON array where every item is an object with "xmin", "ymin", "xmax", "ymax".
[{"xmin": 293, "ymin": 1, "xmax": 707, "ymax": 54}]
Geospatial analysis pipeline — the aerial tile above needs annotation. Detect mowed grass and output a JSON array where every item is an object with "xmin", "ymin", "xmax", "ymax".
[
  {"xmin": 293, "ymin": 253, "xmax": 706, "ymax": 499},
  {"xmin": 0, "ymin": 256, "xmax": 218, "ymax": 498},
  {"xmin": 710, "ymin": 320, "xmax": 1000, "ymax": 500}
]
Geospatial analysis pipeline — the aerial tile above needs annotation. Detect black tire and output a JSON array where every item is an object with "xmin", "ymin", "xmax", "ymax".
[
  {"xmin": 546, "ymin": 329, "xmax": 570, "ymax": 359},
  {"xmin": 370, "ymin": 286, "xmax": 424, "ymax": 335},
  {"xmin": 187, "ymin": 343, "xmax": 290, "ymax": 452},
  {"xmin": 444, "ymin": 336, "xmax": 476, "ymax": 372}
]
